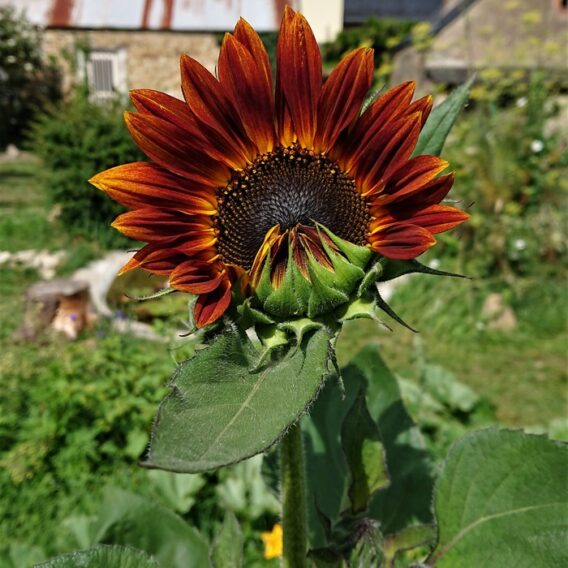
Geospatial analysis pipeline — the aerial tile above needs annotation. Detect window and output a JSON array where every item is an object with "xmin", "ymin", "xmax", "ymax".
[{"xmin": 84, "ymin": 48, "xmax": 127, "ymax": 101}]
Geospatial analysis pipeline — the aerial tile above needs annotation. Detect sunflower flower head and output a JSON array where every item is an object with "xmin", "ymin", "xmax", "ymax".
[{"xmin": 90, "ymin": 7, "xmax": 468, "ymax": 331}]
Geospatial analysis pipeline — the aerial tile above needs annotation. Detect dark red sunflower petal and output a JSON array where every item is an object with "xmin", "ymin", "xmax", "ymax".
[
  {"xmin": 118, "ymin": 243, "xmax": 189, "ymax": 276},
  {"xmin": 180, "ymin": 55, "xmax": 254, "ymax": 168},
  {"xmin": 130, "ymin": 89, "xmax": 202, "ymax": 134},
  {"xmin": 381, "ymin": 173, "xmax": 455, "ymax": 214},
  {"xmin": 314, "ymin": 48, "xmax": 374, "ymax": 153},
  {"xmin": 336, "ymin": 81, "xmax": 416, "ymax": 168},
  {"xmin": 218, "ymin": 32, "xmax": 276, "ymax": 154},
  {"xmin": 369, "ymin": 222, "xmax": 436, "ymax": 259},
  {"xmin": 194, "ymin": 278, "xmax": 232, "ymax": 328},
  {"xmin": 370, "ymin": 155, "xmax": 449, "ymax": 206},
  {"xmin": 407, "ymin": 95, "xmax": 433, "ymax": 127},
  {"xmin": 275, "ymin": 6, "xmax": 296, "ymax": 147},
  {"xmin": 357, "ymin": 113, "xmax": 423, "ymax": 195},
  {"xmin": 170, "ymin": 260, "xmax": 225, "ymax": 294},
  {"xmin": 403, "ymin": 204, "xmax": 470, "ymax": 234},
  {"xmin": 90, "ymin": 162, "xmax": 217, "ymax": 214},
  {"xmin": 111, "ymin": 208, "xmax": 214, "ymax": 244},
  {"xmin": 277, "ymin": 8, "xmax": 322, "ymax": 149},
  {"xmin": 124, "ymin": 112, "xmax": 229, "ymax": 186}
]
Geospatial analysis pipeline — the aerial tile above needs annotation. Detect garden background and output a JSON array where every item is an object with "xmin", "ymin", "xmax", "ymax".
[{"xmin": 0, "ymin": 1, "xmax": 566, "ymax": 566}]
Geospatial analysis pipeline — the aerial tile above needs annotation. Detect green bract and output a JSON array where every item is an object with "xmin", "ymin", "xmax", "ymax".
[{"xmin": 253, "ymin": 225, "xmax": 373, "ymax": 319}]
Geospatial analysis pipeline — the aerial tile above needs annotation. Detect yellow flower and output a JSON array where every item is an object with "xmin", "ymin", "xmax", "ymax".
[{"xmin": 261, "ymin": 523, "xmax": 283, "ymax": 560}]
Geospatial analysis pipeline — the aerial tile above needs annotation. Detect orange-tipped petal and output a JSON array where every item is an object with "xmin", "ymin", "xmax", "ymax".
[
  {"xmin": 111, "ymin": 208, "xmax": 213, "ymax": 243},
  {"xmin": 118, "ymin": 243, "xmax": 189, "ymax": 276},
  {"xmin": 90, "ymin": 162, "xmax": 217, "ymax": 214},
  {"xmin": 218, "ymin": 33, "xmax": 276, "ymax": 153},
  {"xmin": 170, "ymin": 260, "xmax": 225, "ymax": 294},
  {"xmin": 124, "ymin": 112, "xmax": 229, "ymax": 186},
  {"xmin": 407, "ymin": 95, "xmax": 433, "ymax": 127},
  {"xmin": 276, "ymin": 10, "xmax": 322, "ymax": 148},
  {"xmin": 405, "ymin": 204, "xmax": 470, "ymax": 234},
  {"xmin": 130, "ymin": 89, "xmax": 202, "ymax": 134},
  {"xmin": 369, "ymin": 223, "xmax": 436, "ymax": 259},
  {"xmin": 315, "ymin": 48, "xmax": 374, "ymax": 153},
  {"xmin": 370, "ymin": 155, "xmax": 449, "ymax": 205}
]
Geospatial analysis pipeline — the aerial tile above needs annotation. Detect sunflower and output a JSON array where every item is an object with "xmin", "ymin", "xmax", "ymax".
[{"xmin": 90, "ymin": 7, "xmax": 468, "ymax": 328}]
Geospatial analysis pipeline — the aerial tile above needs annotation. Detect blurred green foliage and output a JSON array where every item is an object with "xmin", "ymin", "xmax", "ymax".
[
  {"xmin": 322, "ymin": 17, "xmax": 413, "ymax": 81},
  {"xmin": 28, "ymin": 92, "xmax": 142, "ymax": 246},
  {"xmin": 0, "ymin": 6, "xmax": 61, "ymax": 150}
]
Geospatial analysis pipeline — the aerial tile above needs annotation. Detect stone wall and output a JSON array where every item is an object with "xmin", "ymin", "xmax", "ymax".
[{"xmin": 43, "ymin": 28, "xmax": 220, "ymax": 97}]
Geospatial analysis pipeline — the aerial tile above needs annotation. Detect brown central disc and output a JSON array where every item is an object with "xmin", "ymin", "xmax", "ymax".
[{"xmin": 214, "ymin": 146, "xmax": 370, "ymax": 270}]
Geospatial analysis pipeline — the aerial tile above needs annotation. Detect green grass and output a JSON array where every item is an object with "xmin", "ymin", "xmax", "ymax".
[{"xmin": 338, "ymin": 269, "xmax": 568, "ymax": 428}]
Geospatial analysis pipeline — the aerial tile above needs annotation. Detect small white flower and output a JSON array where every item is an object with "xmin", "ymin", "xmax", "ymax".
[
  {"xmin": 429, "ymin": 258, "xmax": 441, "ymax": 269},
  {"xmin": 514, "ymin": 239, "xmax": 526, "ymax": 251},
  {"xmin": 5, "ymin": 55, "xmax": 16, "ymax": 64},
  {"xmin": 531, "ymin": 139, "xmax": 544, "ymax": 153},
  {"xmin": 24, "ymin": 62, "xmax": 34, "ymax": 72},
  {"xmin": 476, "ymin": 321, "xmax": 486, "ymax": 331},
  {"xmin": 516, "ymin": 96, "xmax": 528, "ymax": 108}
]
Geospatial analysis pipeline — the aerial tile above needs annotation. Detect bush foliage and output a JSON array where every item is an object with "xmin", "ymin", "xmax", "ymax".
[
  {"xmin": 29, "ymin": 93, "xmax": 143, "ymax": 245},
  {"xmin": 0, "ymin": 6, "xmax": 61, "ymax": 150}
]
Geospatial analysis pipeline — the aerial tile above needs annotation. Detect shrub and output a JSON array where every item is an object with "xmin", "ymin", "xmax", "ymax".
[
  {"xmin": 0, "ymin": 331, "xmax": 172, "ymax": 554},
  {"xmin": 29, "ymin": 93, "xmax": 143, "ymax": 245},
  {"xmin": 0, "ymin": 6, "xmax": 61, "ymax": 150},
  {"xmin": 322, "ymin": 17, "xmax": 414, "ymax": 80}
]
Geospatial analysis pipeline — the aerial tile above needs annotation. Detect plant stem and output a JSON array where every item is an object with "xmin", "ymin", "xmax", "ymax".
[{"xmin": 280, "ymin": 421, "xmax": 308, "ymax": 568}]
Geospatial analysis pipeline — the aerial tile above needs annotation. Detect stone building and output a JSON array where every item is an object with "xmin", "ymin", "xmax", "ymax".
[
  {"xmin": 391, "ymin": 0, "xmax": 568, "ymax": 90},
  {"xmin": 1, "ymin": 0, "xmax": 344, "ymax": 98}
]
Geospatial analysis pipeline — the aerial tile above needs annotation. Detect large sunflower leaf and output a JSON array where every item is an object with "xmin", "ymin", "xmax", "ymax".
[
  {"xmin": 413, "ymin": 76, "xmax": 474, "ymax": 157},
  {"xmin": 303, "ymin": 345, "xmax": 433, "ymax": 548},
  {"xmin": 37, "ymin": 545, "xmax": 158, "ymax": 568},
  {"xmin": 427, "ymin": 429, "xmax": 568, "ymax": 567},
  {"xmin": 210, "ymin": 512, "xmax": 243, "ymax": 568},
  {"xmin": 341, "ymin": 389, "xmax": 389, "ymax": 514},
  {"xmin": 145, "ymin": 326, "xmax": 332, "ymax": 473},
  {"xmin": 93, "ymin": 487, "xmax": 208, "ymax": 568}
]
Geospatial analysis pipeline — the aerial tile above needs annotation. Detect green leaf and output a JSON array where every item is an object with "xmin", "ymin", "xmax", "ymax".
[
  {"xmin": 413, "ymin": 76, "xmax": 474, "ymax": 157},
  {"xmin": 147, "ymin": 470, "xmax": 206, "ymax": 514},
  {"xmin": 383, "ymin": 525, "xmax": 435, "ymax": 568},
  {"xmin": 145, "ymin": 327, "xmax": 333, "ymax": 473},
  {"xmin": 341, "ymin": 390, "xmax": 389, "ymax": 514},
  {"xmin": 303, "ymin": 345, "xmax": 433, "ymax": 548},
  {"xmin": 37, "ymin": 545, "xmax": 158, "ymax": 568},
  {"xmin": 93, "ymin": 487, "xmax": 209, "ymax": 568},
  {"xmin": 355, "ymin": 348, "xmax": 434, "ymax": 533},
  {"xmin": 427, "ymin": 429, "xmax": 568, "ymax": 567},
  {"xmin": 210, "ymin": 512, "xmax": 243, "ymax": 568}
]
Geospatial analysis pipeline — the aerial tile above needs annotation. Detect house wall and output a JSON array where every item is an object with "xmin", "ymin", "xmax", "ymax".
[{"xmin": 43, "ymin": 28, "xmax": 220, "ymax": 97}]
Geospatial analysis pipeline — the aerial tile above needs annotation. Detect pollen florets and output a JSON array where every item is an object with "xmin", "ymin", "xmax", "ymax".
[{"xmin": 215, "ymin": 145, "xmax": 371, "ymax": 270}]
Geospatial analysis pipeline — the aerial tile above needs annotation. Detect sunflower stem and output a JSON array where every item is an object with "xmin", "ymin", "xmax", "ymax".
[{"xmin": 280, "ymin": 421, "xmax": 308, "ymax": 568}]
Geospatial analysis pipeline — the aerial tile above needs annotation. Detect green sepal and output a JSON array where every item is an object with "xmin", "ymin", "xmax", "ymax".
[
  {"xmin": 357, "ymin": 258, "xmax": 383, "ymax": 297},
  {"xmin": 374, "ymin": 288, "xmax": 418, "ymax": 333},
  {"xmin": 236, "ymin": 298, "xmax": 275, "ymax": 327},
  {"xmin": 254, "ymin": 226, "xmax": 373, "ymax": 320},
  {"xmin": 277, "ymin": 317, "xmax": 324, "ymax": 348},
  {"xmin": 250, "ymin": 326, "xmax": 289, "ymax": 371},
  {"xmin": 317, "ymin": 224, "xmax": 373, "ymax": 269},
  {"xmin": 378, "ymin": 258, "xmax": 468, "ymax": 283},
  {"xmin": 335, "ymin": 294, "xmax": 390, "ymax": 330}
]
